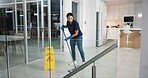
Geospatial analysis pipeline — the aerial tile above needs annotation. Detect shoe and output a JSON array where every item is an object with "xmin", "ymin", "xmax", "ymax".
[
  {"xmin": 69, "ymin": 61, "xmax": 77, "ymax": 66},
  {"xmin": 82, "ymin": 62, "xmax": 86, "ymax": 65},
  {"xmin": 77, "ymin": 62, "xmax": 86, "ymax": 67}
]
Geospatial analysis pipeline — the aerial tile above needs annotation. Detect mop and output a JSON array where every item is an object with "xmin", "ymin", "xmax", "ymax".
[{"xmin": 61, "ymin": 30, "xmax": 77, "ymax": 72}]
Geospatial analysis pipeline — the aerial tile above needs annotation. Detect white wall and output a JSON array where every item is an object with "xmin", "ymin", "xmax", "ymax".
[
  {"xmin": 83, "ymin": 0, "xmax": 96, "ymax": 46},
  {"xmin": 96, "ymin": 0, "xmax": 107, "ymax": 46},
  {"xmin": 77, "ymin": 0, "xmax": 83, "ymax": 30},
  {"xmin": 133, "ymin": 3, "xmax": 142, "ymax": 28},
  {"xmin": 101, "ymin": 1, "xmax": 107, "ymax": 45},
  {"xmin": 63, "ymin": 0, "xmax": 72, "ymax": 25},
  {"xmin": 140, "ymin": 0, "xmax": 148, "ymax": 77},
  {"xmin": 83, "ymin": 0, "xmax": 107, "ymax": 46}
]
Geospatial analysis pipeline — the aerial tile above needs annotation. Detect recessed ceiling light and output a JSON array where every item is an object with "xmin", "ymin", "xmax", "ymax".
[{"xmin": 138, "ymin": 13, "xmax": 142, "ymax": 18}]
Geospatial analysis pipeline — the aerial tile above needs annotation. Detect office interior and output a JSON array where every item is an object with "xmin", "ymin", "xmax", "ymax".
[{"xmin": 0, "ymin": 0, "xmax": 148, "ymax": 78}]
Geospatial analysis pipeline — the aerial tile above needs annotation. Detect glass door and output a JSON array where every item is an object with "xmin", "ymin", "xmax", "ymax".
[{"xmin": 26, "ymin": 1, "xmax": 44, "ymax": 62}]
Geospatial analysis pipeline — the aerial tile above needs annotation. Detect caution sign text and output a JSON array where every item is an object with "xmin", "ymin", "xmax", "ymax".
[{"xmin": 44, "ymin": 46, "xmax": 56, "ymax": 71}]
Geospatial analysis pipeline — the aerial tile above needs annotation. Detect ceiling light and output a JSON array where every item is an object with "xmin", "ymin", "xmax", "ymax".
[
  {"xmin": 20, "ymin": 15, "xmax": 24, "ymax": 17},
  {"xmin": 43, "ymin": 5, "xmax": 48, "ymax": 7},
  {"xmin": 138, "ymin": 13, "xmax": 142, "ymax": 18},
  {"xmin": 6, "ymin": 11, "xmax": 13, "ymax": 13},
  {"xmin": 34, "ymin": 13, "xmax": 38, "ymax": 16}
]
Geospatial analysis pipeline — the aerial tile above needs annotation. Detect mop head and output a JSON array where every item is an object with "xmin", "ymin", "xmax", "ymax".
[{"xmin": 68, "ymin": 68, "xmax": 75, "ymax": 72}]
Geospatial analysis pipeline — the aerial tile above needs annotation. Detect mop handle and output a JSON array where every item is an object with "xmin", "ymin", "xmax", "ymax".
[{"xmin": 62, "ymin": 30, "xmax": 77, "ymax": 69}]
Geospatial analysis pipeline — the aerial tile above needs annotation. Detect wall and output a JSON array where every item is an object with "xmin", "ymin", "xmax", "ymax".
[
  {"xmin": 97, "ymin": 0, "xmax": 107, "ymax": 46},
  {"xmin": 101, "ymin": 1, "xmax": 107, "ymax": 45},
  {"xmin": 140, "ymin": 0, "xmax": 148, "ymax": 77},
  {"xmin": 106, "ymin": 3, "xmax": 142, "ymax": 28},
  {"xmin": 83, "ymin": 0, "xmax": 96, "ymax": 46},
  {"xmin": 133, "ymin": 3, "xmax": 142, "ymax": 28},
  {"xmin": 83, "ymin": 0, "xmax": 107, "ymax": 46}
]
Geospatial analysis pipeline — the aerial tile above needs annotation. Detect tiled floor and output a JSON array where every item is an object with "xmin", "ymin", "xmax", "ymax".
[
  {"xmin": 115, "ymin": 48, "xmax": 140, "ymax": 78},
  {"xmin": 0, "ymin": 41, "xmax": 140, "ymax": 78},
  {"xmin": 0, "ymin": 38, "xmax": 60, "ymax": 71}
]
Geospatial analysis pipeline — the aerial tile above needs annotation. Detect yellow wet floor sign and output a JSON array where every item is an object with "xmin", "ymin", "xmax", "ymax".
[{"xmin": 44, "ymin": 46, "xmax": 56, "ymax": 71}]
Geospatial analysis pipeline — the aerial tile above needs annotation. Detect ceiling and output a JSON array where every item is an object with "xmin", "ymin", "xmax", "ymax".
[{"xmin": 104, "ymin": 0, "xmax": 142, "ymax": 5}]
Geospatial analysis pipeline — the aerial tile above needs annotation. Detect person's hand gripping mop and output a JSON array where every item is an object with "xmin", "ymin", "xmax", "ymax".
[{"xmin": 61, "ymin": 25, "xmax": 77, "ymax": 72}]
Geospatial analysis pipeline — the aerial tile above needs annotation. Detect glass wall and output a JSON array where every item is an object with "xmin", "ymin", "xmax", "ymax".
[
  {"xmin": 0, "ymin": 0, "xmax": 14, "ymax": 4},
  {"xmin": 70, "ymin": 45, "xmax": 117, "ymax": 78},
  {"xmin": 0, "ymin": 4, "xmax": 24, "ymax": 67},
  {"xmin": 0, "ymin": 5, "xmax": 10, "ymax": 78},
  {"xmin": 17, "ymin": 0, "xmax": 22, "ymax": 2},
  {"xmin": 26, "ymin": 2, "xmax": 43, "ymax": 62},
  {"xmin": 39, "ymin": 0, "xmax": 61, "ymax": 50},
  {"xmin": 0, "ymin": 3, "xmax": 25, "ymax": 78},
  {"xmin": 0, "ymin": 0, "xmax": 62, "ymax": 77},
  {"xmin": 51, "ymin": 0, "xmax": 60, "ymax": 50}
]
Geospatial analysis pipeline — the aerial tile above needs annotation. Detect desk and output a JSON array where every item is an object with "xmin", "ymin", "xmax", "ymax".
[{"xmin": 0, "ymin": 35, "xmax": 25, "ymax": 56}]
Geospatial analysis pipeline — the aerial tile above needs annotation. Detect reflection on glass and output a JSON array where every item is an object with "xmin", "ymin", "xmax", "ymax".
[
  {"xmin": 51, "ymin": 0, "xmax": 60, "ymax": 49},
  {"xmin": 17, "ymin": 4, "xmax": 23, "ymax": 32},
  {"xmin": 0, "ymin": 0, "xmax": 61, "ymax": 78},
  {"xmin": 17, "ymin": 0, "xmax": 22, "ymax": 2},
  {"xmin": 26, "ymin": 2, "xmax": 44, "ymax": 62},
  {"xmin": 0, "ymin": 4, "xmax": 25, "ymax": 78},
  {"xmin": 42, "ymin": 0, "xmax": 61, "ymax": 50},
  {"xmin": 0, "ymin": 0, "xmax": 13, "ymax": 4},
  {"xmin": 69, "ymin": 42, "xmax": 117, "ymax": 78}
]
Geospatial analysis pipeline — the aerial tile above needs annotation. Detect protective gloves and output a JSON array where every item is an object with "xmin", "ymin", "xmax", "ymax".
[
  {"xmin": 65, "ymin": 35, "xmax": 73, "ymax": 41},
  {"xmin": 61, "ymin": 25, "xmax": 65, "ymax": 32}
]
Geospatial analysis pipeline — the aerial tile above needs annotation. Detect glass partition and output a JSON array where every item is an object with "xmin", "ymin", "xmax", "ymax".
[
  {"xmin": 13, "ymin": 40, "xmax": 115, "ymax": 78},
  {"xmin": 0, "ymin": 3, "xmax": 25, "ymax": 78},
  {"xmin": 51, "ymin": 0, "xmax": 60, "ymax": 50},
  {"xmin": 0, "ymin": 11, "xmax": 8, "ymax": 77},
  {"xmin": 69, "ymin": 46, "xmax": 117, "ymax": 78},
  {"xmin": 61, "ymin": 41, "xmax": 117, "ymax": 78},
  {"xmin": 0, "ymin": 0, "xmax": 14, "ymax": 4},
  {"xmin": 0, "ymin": 3, "xmax": 25, "ymax": 69},
  {"xmin": 17, "ymin": 4, "xmax": 23, "ymax": 33},
  {"xmin": 26, "ymin": 2, "xmax": 43, "ymax": 62},
  {"xmin": 96, "ymin": 48, "xmax": 117, "ymax": 78},
  {"xmin": 17, "ymin": 0, "xmax": 22, "ymax": 2},
  {"xmin": 51, "ymin": 40, "xmax": 117, "ymax": 78},
  {"xmin": 27, "ymin": 0, "xmax": 37, "ymax": 1},
  {"xmin": 0, "ymin": 35, "xmax": 8, "ymax": 78},
  {"xmin": 43, "ymin": 0, "xmax": 48, "ymax": 48}
]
